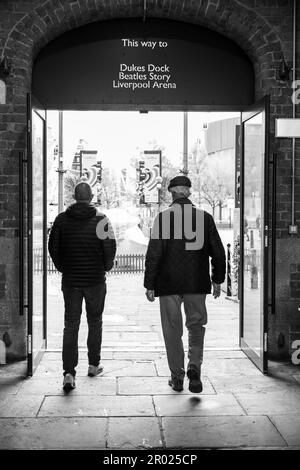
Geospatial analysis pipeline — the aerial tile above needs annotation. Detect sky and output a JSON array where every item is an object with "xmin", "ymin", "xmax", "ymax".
[{"xmin": 47, "ymin": 111, "xmax": 240, "ymax": 171}]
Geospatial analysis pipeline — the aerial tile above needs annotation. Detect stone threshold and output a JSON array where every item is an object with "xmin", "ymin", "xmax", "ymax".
[{"xmin": 46, "ymin": 347, "xmax": 242, "ymax": 352}]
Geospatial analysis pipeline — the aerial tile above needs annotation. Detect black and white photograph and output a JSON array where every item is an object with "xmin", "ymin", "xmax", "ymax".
[{"xmin": 0, "ymin": 0, "xmax": 300, "ymax": 458}]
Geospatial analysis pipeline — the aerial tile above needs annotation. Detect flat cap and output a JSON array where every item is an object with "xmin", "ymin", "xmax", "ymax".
[{"xmin": 168, "ymin": 175, "xmax": 192, "ymax": 191}]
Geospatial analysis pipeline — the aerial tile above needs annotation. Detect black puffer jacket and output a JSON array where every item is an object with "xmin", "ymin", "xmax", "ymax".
[
  {"xmin": 48, "ymin": 202, "xmax": 116, "ymax": 287},
  {"xmin": 144, "ymin": 198, "xmax": 226, "ymax": 297}
]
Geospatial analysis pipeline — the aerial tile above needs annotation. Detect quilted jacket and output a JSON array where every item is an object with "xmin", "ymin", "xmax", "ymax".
[
  {"xmin": 48, "ymin": 202, "xmax": 116, "ymax": 287},
  {"xmin": 144, "ymin": 198, "xmax": 226, "ymax": 297}
]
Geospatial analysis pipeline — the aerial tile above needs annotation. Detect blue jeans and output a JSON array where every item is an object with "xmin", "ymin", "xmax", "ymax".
[{"xmin": 62, "ymin": 283, "xmax": 106, "ymax": 376}]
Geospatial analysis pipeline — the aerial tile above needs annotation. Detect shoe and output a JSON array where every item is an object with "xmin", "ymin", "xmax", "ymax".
[
  {"xmin": 187, "ymin": 368, "xmax": 203, "ymax": 393},
  {"xmin": 88, "ymin": 364, "xmax": 104, "ymax": 377},
  {"xmin": 168, "ymin": 377, "xmax": 184, "ymax": 392},
  {"xmin": 63, "ymin": 373, "xmax": 76, "ymax": 391}
]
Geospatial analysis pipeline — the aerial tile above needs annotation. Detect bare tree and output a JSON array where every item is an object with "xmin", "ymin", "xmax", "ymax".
[
  {"xmin": 200, "ymin": 176, "xmax": 230, "ymax": 219},
  {"xmin": 188, "ymin": 140, "xmax": 234, "ymax": 219},
  {"xmin": 64, "ymin": 171, "xmax": 81, "ymax": 208},
  {"xmin": 100, "ymin": 167, "xmax": 120, "ymax": 209}
]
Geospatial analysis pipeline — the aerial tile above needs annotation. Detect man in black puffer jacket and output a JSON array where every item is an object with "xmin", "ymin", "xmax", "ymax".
[
  {"xmin": 49, "ymin": 182, "xmax": 116, "ymax": 391},
  {"xmin": 144, "ymin": 176, "xmax": 225, "ymax": 394}
]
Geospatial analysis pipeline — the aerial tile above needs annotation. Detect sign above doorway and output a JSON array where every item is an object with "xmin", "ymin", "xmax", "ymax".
[{"xmin": 32, "ymin": 19, "xmax": 254, "ymax": 110}]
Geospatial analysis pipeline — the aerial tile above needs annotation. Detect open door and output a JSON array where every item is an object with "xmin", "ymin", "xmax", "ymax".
[
  {"xmin": 240, "ymin": 96, "xmax": 270, "ymax": 374},
  {"xmin": 25, "ymin": 93, "xmax": 47, "ymax": 376}
]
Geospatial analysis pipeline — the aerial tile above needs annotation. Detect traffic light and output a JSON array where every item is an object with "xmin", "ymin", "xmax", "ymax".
[
  {"xmin": 138, "ymin": 160, "xmax": 146, "ymax": 182},
  {"xmin": 97, "ymin": 161, "xmax": 102, "ymax": 183}
]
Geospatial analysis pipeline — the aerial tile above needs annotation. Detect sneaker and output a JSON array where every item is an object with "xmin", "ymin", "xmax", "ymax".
[
  {"xmin": 88, "ymin": 364, "xmax": 104, "ymax": 377},
  {"xmin": 168, "ymin": 377, "xmax": 184, "ymax": 392},
  {"xmin": 187, "ymin": 368, "xmax": 203, "ymax": 394},
  {"xmin": 63, "ymin": 373, "xmax": 76, "ymax": 391}
]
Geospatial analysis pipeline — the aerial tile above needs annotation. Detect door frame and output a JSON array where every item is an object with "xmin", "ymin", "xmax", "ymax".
[
  {"xmin": 26, "ymin": 93, "xmax": 47, "ymax": 376},
  {"xmin": 239, "ymin": 95, "xmax": 270, "ymax": 374},
  {"xmin": 22, "ymin": 99, "xmax": 272, "ymax": 374}
]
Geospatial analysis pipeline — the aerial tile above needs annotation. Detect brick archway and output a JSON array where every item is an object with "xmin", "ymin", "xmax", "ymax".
[
  {"xmin": 3, "ymin": 0, "xmax": 285, "ymax": 99},
  {"xmin": 0, "ymin": 0, "xmax": 296, "ymax": 361}
]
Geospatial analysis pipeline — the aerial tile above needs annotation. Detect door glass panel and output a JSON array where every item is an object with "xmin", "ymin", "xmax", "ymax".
[
  {"xmin": 243, "ymin": 112, "xmax": 264, "ymax": 355},
  {"xmin": 32, "ymin": 110, "xmax": 45, "ymax": 361}
]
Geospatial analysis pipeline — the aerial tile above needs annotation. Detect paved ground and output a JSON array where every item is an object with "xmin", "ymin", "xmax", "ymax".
[
  {"xmin": 1, "ymin": 274, "xmax": 300, "ymax": 450},
  {"xmin": 47, "ymin": 273, "xmax": 239, "ymax": 351}
]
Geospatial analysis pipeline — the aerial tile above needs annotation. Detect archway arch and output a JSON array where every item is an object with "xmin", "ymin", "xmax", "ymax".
[
  {"xmin": 2, "ymin": 0, "xmax": 285, "ymax": 100},
  {"xmin": 31, "ymin": 17, "xmax": 256, "ymax": 109}
]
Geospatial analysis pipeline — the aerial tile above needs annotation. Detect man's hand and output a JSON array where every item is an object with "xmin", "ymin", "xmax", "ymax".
[
  {"xmin": 212, "ymin": 283, "xmax": 221, "ymax": 299},
  {"xmin": 146, "ymin": 289, "xmax": 155, "ymax": 302}
]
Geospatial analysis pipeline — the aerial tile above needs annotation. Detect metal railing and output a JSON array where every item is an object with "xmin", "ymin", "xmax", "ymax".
[
  {"xmin": 33, "ymin": 249, "xmax": 145, "ymax": 275},
  {"xmin": 109, "ymin": 254, "xmax": 145, "ymax": 274}
]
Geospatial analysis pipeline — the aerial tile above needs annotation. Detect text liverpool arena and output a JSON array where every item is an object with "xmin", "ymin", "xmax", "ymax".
[
  {"xmin": 112, "ymin": 63, "xmax": 177, "ymax": 90},
  {"xmin": 113, "ymin": 80, "xmax": 176, "ymax": 90}
]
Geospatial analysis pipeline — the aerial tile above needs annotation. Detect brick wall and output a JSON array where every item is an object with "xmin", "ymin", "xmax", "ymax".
[
  {"xmin": 0, "ymin": 0, "xmax": 299, "ymax": 359},
  {"xmin": 290, "ymin": 263, "xmax": 300, "ymax": 299}
]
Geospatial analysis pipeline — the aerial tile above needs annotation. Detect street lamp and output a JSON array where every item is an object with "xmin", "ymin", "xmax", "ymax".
[{"xmin": 156, "ymin": 175, "xmax": 163, "ymax": 208}]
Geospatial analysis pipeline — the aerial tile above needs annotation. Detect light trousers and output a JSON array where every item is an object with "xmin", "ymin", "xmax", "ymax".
[{"xmin": 159, "ymin": 294, "xmax": 207, "ymax": 380}]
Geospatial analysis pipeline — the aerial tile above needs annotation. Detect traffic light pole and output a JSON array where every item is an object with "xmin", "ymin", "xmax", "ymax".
[
  {"xmin": 57, "ymin": 111, "xmax": 64, "ymax": 213},
  {"xmin": 158, "ymin": 150, "xmax": 162, "ymax": 210},
  {"xmin": 183, "ymin": 112, "xmax": 188, "ymax": 174}
]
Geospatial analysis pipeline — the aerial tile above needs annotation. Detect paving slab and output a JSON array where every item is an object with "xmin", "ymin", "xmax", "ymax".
[
  {"xmin": 235, "ymin": 390, "xmax": 300, "ymax": 415},
  {"xmin": 102, "ymin": 360, "xmax": 157, "ymax": 377},
  {"xmin": 34, "ymin": 359, "xmax": 133, "ymax": 376},
  {"xmin": 103, "ymin": 341, "xmax": 165, "ymax": 349},
  {"xmin": 17, "ymin": 376, "xmax": 117, "ymax": 396},
  {"xmin": 268, "ymin": 361, "xmax": 300, "ymax": 376},
  {"xmin": 113, "ymin": 351, "xmax": 164, "ymax": 360},
  {"xmin": 0, "ymin": 417, "xmax": 107, "ymax": 449},
  {"xmin": 0, "ymin": 395, "xmax": 44, "ymax": 418},
  {"xmin": 153, "ymin": 394, "xmax": 244, "ymax": 417},
  {"xmin": 201, "ymin": 358, "xmax": 262, "ymax": 376},
  {"xmin": 102, "ymin": 332, "xmax": 122, "ymax": 342},
  {"xmin": 154, "ymin": 359, "xmax": 180, "ymax": 376},
  {"xmin": 154, "ymin": 357, "xmax": 261, "ymax": 377},
  {"xmin": 162, "ymin": 416, "xmax": 286, "ymax": 448},
  {"xmin": 45, "ymin": 350, "xmax": 114, "ymax": 360},
  {"xmin": 108, "ymin": 417, "xmax": 163, "ymax": 449},
  {"xmin": 104, "ymin": 325, "xmax": 154, "ymax": 332},
  {"xmin": 0, "ymin": 362, "xmax": 27, "ymax": 377},
  {"xmin": 204, "ymin": 337, "xmax": 239, "ymax": 348},
  {"xmin": 0, "ymin": 377, "xmax": 24, "ymax": 398},
  {"xmin": 118, "ymin": 376, "xmax": 215, "ymax": 395},
  {"xmin": 270, "ymin": 415, "xmax": 300, "ymax": 446},
  {"xmin": 118, "ymin": 332, "xmax": 160, "ymax": 342},
  {"xmin": 48, "ymin": 274, "xmax": 240, "ymax": 350},
  {"xmin": 209, "ymin": 374, "xmax": 300, "ymax": 393},
  {"xmin": 34, "ymin": 358, "xmax": 157, "ymax": 377},
  {"xmin": 201, "ymin": 350, "xmax": 245, "ymax": 359},
  {"xmin": 103, "ymin": 317, "xmax": 136, "ymax": 326},
  {"xmin": 38, "ymin": 395, "xmax": 155, "ymax": 417}
]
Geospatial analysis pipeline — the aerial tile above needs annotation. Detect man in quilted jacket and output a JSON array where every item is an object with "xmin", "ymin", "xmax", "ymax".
[
  {"xmin": 144, "ymin": 175, "xmax": 226, "ymax": 393},
  {"xmin": 49, "ymin": 182, "xmax": 116, "ymax": 391}
]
